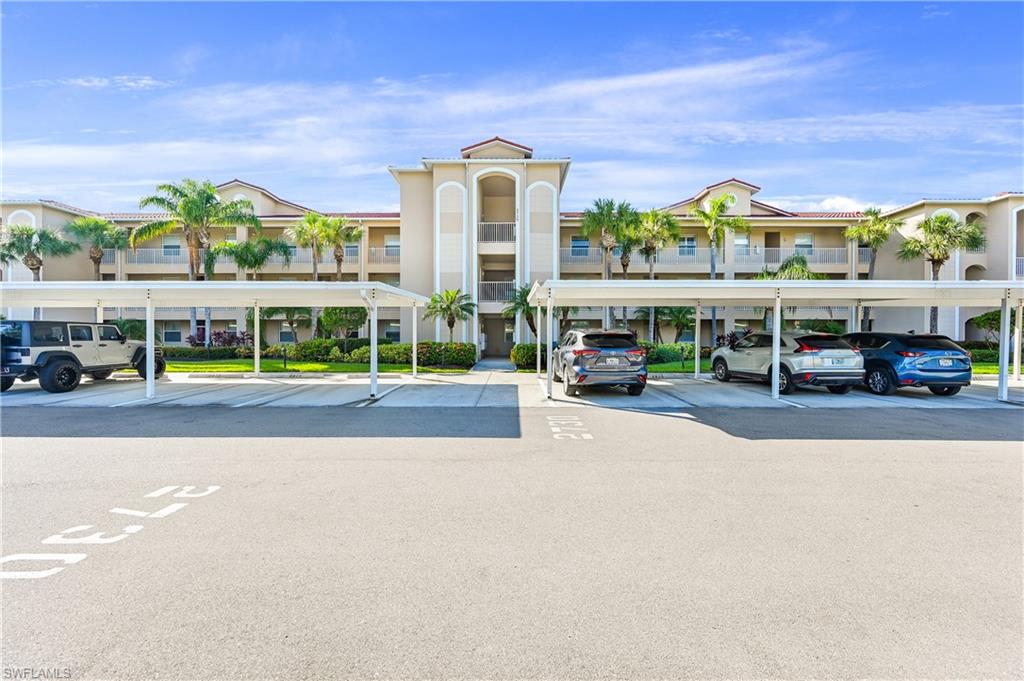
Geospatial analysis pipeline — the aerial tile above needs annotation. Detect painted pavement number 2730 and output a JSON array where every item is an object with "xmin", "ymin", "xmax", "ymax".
[
  {"xmin": 0, "ymin": 485, "xmax": 220, "ymax": 579},
  {"xmin": 547, "ymin": 415, "xmax": 593, "ymax": 440}
]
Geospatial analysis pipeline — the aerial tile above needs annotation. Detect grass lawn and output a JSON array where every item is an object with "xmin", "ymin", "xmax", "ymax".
[{"xmin": 126, "ymin": 359, "xmax": 467, "ymax": 374}]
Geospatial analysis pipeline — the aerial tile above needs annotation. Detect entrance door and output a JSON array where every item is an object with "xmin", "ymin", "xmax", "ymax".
[{"xmin": 481, "ymin": 317, "xmax": 514, "ymax": 357}]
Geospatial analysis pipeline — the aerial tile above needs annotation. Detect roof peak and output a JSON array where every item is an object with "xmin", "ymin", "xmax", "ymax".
[{"xmin": 460, "ymin": 136, "xmax": 533, "ymax": 158}]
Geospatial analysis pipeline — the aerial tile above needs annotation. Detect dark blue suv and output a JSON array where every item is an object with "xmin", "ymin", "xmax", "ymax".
[{"xmin": 841, "ymin": 332, "xmax": 971, "ymax": 396}]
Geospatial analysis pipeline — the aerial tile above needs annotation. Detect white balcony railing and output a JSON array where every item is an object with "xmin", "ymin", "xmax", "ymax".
[
  {"xmin": 479, "ymin": 222, "xmax": 516, "ymax": 243},
  {"xmin": 560, "ymin": 247, "xmax": 603, "ymax": 265},
  {"xmin": 858, "ymin": 247, "xmax": 873, "ymax": 264},
  {"xmin": 479, "ymin": 281, "xmax": 516, "ymax": 302},
  {"xmin": 646, "ymin": 247, "xmax": 719, "ymax": 265},
  {"xmin": 318, "ymin": 245, "xmax": 360, "ymax": 265},
  {"xmin": 126, "ymin": 248, "xmax": 191, "ymax": 265},
  {"xmin": 1016, "ymin": 257, "xmax": 1024, "ymax": 279},
  {"xmin": 368, "ymin": 246, "xmax": 400, "ymax": 265},
  {"xmin": 762, "ymin": 247, "xmax": 848, "ymax": 266},
  {"xmin": 101, "ymin": 249, "xmax": 117, "ymax": 264}
]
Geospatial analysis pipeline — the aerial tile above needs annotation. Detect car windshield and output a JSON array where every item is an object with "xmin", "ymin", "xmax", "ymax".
[
  {"xmin": 903, "ymin": 336, "xmax": 964, "ymax": 351},
  {"xmin": 0, "ymin": 321, "xmax": 24, "ymax": 345},
  {"xmin": 581, "ymin": 333, "xmax": 637, "ymax": 349},
  {"xmin": 795, "ymin": 335, "xmax": 851, "ymax": 349}
]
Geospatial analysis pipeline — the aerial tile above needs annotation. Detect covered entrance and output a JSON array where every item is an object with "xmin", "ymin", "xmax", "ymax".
[{"xmin": 481, "ymin": 314, "xmax": 514, "ymax": 357}]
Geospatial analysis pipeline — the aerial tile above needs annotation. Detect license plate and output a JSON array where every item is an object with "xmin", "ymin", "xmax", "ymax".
[
  {"xmin": 601, "ymin": 357, "xmax": 621, "ymax": 366},
  {"xmin": 939, "ymin": 358, "xmax": 953, "ymax": 367},
  {"xmin": 824, "ymin": 358, "xmax": 847, "ymax": 366}
]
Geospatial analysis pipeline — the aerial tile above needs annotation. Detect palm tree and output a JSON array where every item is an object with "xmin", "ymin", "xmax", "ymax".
[
  {"xmin": 261, "ymin": 307, "xmax": 313, "ymax": 344},
  {"xmin": 898, "ymin": 213, "xmax": 986, "ymax": 333},
  {"xmin": 205, "ymin": 237, "xmax": 292, "ymax": 280},
  {"xmin": 556, "ymin": 306, "xmax": 580, "ymax": 335},
  {"xmin": 689, "ymin": 194, "xmax": 751, "ymax": 340},
  {"xmin": 662, "ymin": 307, "xmax": 695, "ymax": 342},
  {"xmin": 636, "ymin": 209, "xmax": 682, "ymax": 341},
  {"xmin": 581, "ymin": 198, "xmax": 637, "ymax": 327},
  {"xmin": 64, "ymin": 216, "xmax": 128, "ymax": 280},
  {"xmin": 321, "ymin": 216, "xmax": 363, "ymax": 281},
  {"xmin": 755, "ymin": 254, "xmax": 825, "ymax": 329},
  {"xmin": 286, "ymin": 212, "xmax": 328, "ymax": 338},
  {"xmin": 844, "ymin": 207, "xmax": 904, "ymax": 330},
  {"xmin": 502, "ymin": 284, "xmax": 538, "ymax": 338},
  {"xmin": 424, "ymin": 289, "xmax": 476, "ymax": 342},
  {"xmin": 0, "ymin": 226, "xmax": 80, "ymax": 319},
  {"xmin": 0, "ymin": 240, "xmax": 17, "ymax": 281},
  {"xmin": 131, "ymin": 179, "xmax": 262, "ymax": 337}
]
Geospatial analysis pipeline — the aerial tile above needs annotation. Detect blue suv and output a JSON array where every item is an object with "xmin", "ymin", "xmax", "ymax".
[{"xmin": 841, "ymin": 332, "xmax": 971, "ymax": 396}]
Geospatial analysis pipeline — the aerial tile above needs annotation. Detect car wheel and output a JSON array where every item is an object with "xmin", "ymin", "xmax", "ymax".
[
  {"xmin": 928, "ymin": 385, "xmax": 961, "ymax": 396},
  {"xmin": 866, "ymin": 367, "xmax": 897, "ymax": 395},
  {"xmin": 1, "ymin": 376, "xmax": 14, "ymax": 393},
  {"xmin": 39, "ymin": 359, "xmax": 82, "ymax": 393},
  {"xmin": 827, "ymin": 385, "xmax": 853, "ymax": 395},
  {"xmin": 778, "ymin": 366, "xmax": 796, "ymax": 395},
  {"xmin": 712, "ymin": 358, "xmax": 730, "ymax": 382},
  {"xmin": 137, "ymin": 356, "xmax": 166, "ymax": 379},
  {"xmin": 562, "ymin": 374, "xmax": 578, "ymax": 397},
  {"xmin": 90, "ymin": 370, "xmax": 114, "ymax": 380},
  {"xmin": 626, "ymin": 384, "xmax": 644, "ymax": 396}
]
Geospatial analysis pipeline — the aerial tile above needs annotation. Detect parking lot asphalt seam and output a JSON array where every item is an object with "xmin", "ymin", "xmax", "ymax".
[
  {"xmin": 359, "ymin": 383, "xmax": 405, "ymax": 407},
  {"xmin": 110, "ymin": 382, "xmax": 241, "ymax": 408},
  {"xmin": 229, "ymin": 383, "xmax": 313, "ymax": 408}
]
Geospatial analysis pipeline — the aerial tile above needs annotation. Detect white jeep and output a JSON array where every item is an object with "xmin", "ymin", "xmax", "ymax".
[{"xmin": 1, "ymin": 320, "xmax": 164, "ymax": 393}]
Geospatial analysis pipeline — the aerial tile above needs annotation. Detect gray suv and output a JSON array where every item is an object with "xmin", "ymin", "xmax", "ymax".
[
  {"xmin": 1, "ymin": 320, "xmax": 164, "ymax": 394},
  {"xmin": 553, "ymin": 329, "xmax": 648, "ymax": 396}
]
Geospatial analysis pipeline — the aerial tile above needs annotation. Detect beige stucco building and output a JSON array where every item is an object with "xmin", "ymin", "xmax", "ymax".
[{"xmin": 3, "ymin": 137, "xmax": 1022, "ymax": 353}]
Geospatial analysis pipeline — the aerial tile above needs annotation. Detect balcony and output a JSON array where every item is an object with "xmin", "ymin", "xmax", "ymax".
[
  {"xmin": 479, "ymin": 222, "xmax": 516, "ymax": 243},
  {"xmin": 479, "ymin": 281, "xmax": 516, "ymax": 302},
  {"xmin": 317, "ymin": 244, "xmax": 360, "ymax": 265},
  {"xmin": 367, "ymin": 246, "xmax": 400, "ymax": 265},
  {"xmin": 1016, "ymin": 257, "xmax": 1024, "ymax": 279},
  {"xmin": 761, "ymin": 247, "xmax": 848, "ymax": 266},
  {"xmin": 101, "ymin": 249, "xmax": 117, "ymax": 264},
  {"xmin": 126, "ymin": 248, "xmax": 191, "ymax": 265}
]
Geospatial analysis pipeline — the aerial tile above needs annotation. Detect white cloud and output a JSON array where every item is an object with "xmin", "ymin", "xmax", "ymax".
[
  {"xmin": 763, "ymin": 195, "xmax": 899, "ymax": 213},
  {"xmin": 29, "ymin": 74, "xmax": 175, "ymax": 91}
]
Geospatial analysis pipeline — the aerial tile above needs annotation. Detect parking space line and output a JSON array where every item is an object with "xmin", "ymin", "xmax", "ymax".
[
  {"xmin": 229, "ymin": 384, "xmax": 313, "ymax": 408},
  {"xmin": 110, "ymin": 383, "xmax": 238, "ymax": 407},
  {"xmin": 357, "ymin": 383, "xmax": 405, "ymax": 407},
  {"xmin": 647, "ymin": 383, "xmax": 695, "ymax": 407}
]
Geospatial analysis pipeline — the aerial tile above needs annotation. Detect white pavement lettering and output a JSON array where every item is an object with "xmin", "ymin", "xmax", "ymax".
[{"xmin": 546, "ymin": 415, "xmax": 594, "ymax": 440}]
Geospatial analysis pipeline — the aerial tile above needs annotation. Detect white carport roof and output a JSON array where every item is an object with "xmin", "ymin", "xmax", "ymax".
[
  {"xmin": 0, "ymin": 280, "xmax": 429, "ymax": 309},
  {"xmin": 527, "ymin": 279, "xmax": 1024, "ymax": 308}
]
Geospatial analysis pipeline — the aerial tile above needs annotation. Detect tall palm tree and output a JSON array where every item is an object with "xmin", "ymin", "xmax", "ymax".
[
  {"xmin": 0, "ymin": 226, "xmax": 80, "ymax": 319},
  {"xmin": 689, "ymin": 194, "xmax": 751, "ymax": 341},
  {"xmin": 286, "ymin": 212, "xmax": 329, "ymax": 337},
  {"xmin": 424, "ymin": 289, "xmax": 476, "ymax": 342},
  {"xmin": 556, "ymin": 306, "xmax": 581, "ymax": 336},
  {"xmin": 755, "ymin": 254, "xmax": 825, "ymax": 328},
  {"xmin": 898, "ymin": 213, "xmax": 986, "ymax": 333},
  {"xmin": 502, "ymin": 284, "xmax": 538, "ymax": 338},
  {"xmin": 581, "ymin": 199, "xmax": 637, "ymax": 327},
  {"xmin": 130, "ymin": 179, "xmax": 262, "ymax": 337},
  {"xmin": 0, "ymin": 240, "xmax": 17, "ymax": 281},
  {"xmin": 321, "ymin": 216, "xmax": 363, "ymax": 281},
  {"xmin": 636, "ymin": 209, "xmax": 682, "ymax": 341},
  {"xmin": 205, "ymin": 237, "xmax": 292, "ymax": 280},
  {"xmin": 64, "ymin": 216, "xmax": 128, "ymax": 280},
  {"xmin": 260, "ymin": 307, "xmax": 312, "ymax": 344},
  {"xmin": 844, "ymin": 207, "xmax": 904, "ymax": 330}
]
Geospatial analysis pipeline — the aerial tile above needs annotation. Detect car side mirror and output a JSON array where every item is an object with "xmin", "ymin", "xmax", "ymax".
[{"xmin": 118, "ymin": 334, "xmax": 127, "ymax": 344}]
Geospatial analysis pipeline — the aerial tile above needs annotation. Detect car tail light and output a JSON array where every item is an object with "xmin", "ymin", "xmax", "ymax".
[
  {"xmin": 626, "ymin": 348, "xmax": 646, "ymax": 357},
  {"xmin": 803, "ymin": 373, "xmax": 812, "ymax": 381},
  {"xmin": 851, "ymin": 347, "xmax": 861, "ymax": 354},
  {"xmin": 577, "ymin": 375, "xmax": 587, "ymax": 383},
  {"xmin": 793, "ymin": 341, "xmax": 821, "ymax": 353},
  {"xmin": 896, "ymin": 351, "xmax": 924, "ymax": 357},
  {"xmin": 901, "ymin": 379, "xmax": 915, "ymax": 385},
  {"xmin": 572, "ymin": 349, "xmax": 600, "ymax": 357},
  {"xmin": 638, "ymin": 374, "xmax": 647, "ymax": 383}
]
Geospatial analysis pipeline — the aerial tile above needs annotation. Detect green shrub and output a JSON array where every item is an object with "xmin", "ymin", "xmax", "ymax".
[
  {"xmin": 348, "ymin": 343, "xmax": 413, "ymax": 364},
  {"xmin": 510, "ymin": 343, "xmax": 545, "ymax": 369},
  {"xmin": 636, "ymin": 342, "xmax": 695, "ymax": 364},
  {"xmin": 292, "ymin": 338, "xmax": 338, "ymax": 362},
  {"xmin": 160, "ymin": 346, "xmax": 239, "ymax": 360},
  {"xmin": 970, "ymin": 348, "xmax": 999, "ymax": 363},
  {"xmin": 327, "ymin": 346, "xmax": 344, "ymax": 362},
  {"xmin": 417, "ymin": 342, "xmax": 476, "ymax": 367}
]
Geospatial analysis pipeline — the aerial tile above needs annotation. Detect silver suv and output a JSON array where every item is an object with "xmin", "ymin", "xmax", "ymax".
[
  {"xmin": 1, "ymin": 320, "xmax": 164, "ymax": 394},
  {"xmin": 710, "ymin": 331, "xmax": 863, "ymax": 395}
]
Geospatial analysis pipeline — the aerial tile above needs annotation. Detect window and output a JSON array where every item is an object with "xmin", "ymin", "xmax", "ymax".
[
  {"xmin": 384, "ymin": 323, "xmax": 401, "ymax": 342},
  {"xmin": 903, "ymin": 336, "xmax": 963, "ymax": 351},
  {"xmin": 163, "ymin": 322, "xmax": 182, "ymax": 343},
  {"xmin": 279, "ymin": 324, "xmax": 296, "ymax": 343},
  {"xmin": 345, "ymin": 243, "xmax": 359, "ymax": 258},
  {"xmin": 98, "ymin": 325, "xmax": 121, "ymax": 341},
  {"xmin": 69, "ymin": 325, "xmax": 94, "ymax": 342},
  {"xmin": 504, "ymin": 321, "xmax": 515, "ymax": 344},
  {"xmin": 734, "ymin": 234, "xmax": 750, "ymax": 256},
  {"xmin": 795, "ymin": 233, "xmax": 814, "ymax": 252},
  {"xmin": 30, "ymin": 323, "xmax": 67, "ymax": 346},
  {"xmin": 678, "ymin": 236, "xmax": 696, "ymax": 256},
  {"xmin": 570, "ymin": 236, "xmax": 589, "ymax": 255},
  {"xmin": 384, "ymin": 235, "xmax": 400, "ymax": 256},
  {"xmin": 162, "ymin": 236, "xmax": 181, "ymax": 256},
  {"xmin": 734, "ymin": 335, "xmax": 758, "ymax": 349},
  {"xmin": 0, "ymin": 321, "xmax": 25, "ymax": 345}
]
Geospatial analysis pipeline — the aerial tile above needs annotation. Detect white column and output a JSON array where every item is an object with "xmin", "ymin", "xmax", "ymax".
[
  {"xmin": 411, "ymin": 304, "xmax": 418, "ymax": 378},
  {"xmin": 253, "ymin": 303, "xmax": 261, "ymax": 376},
  {"xmin": 546, "ymin": 293, "xmax": 554, "ymax": 399},
  {"xmin": 95, "ymin": 304, "xmax": 104, "ymax": 323},
  {"xmin": 145, "ymin": 293, "xmax": 155, "ymax": 399},
  {"xmin": 1013, "ymin": 299, "xmax": 1022, "ymax": 381},
  {"xmin": 997, "ymin": 293, "xmax": 1010, "ymax": 402},
  {"xmin": 693, "ymin": 302, "xmax": 702, "ymax": 379},
  {"xmin": 854, "ymin": 303, "xmax": 863, "ymax": 334},
  {"xmin": 535, "ymin": 304, "xmax": 542, "ymax": 376},
  {"xmin": 771, "ymin": 290, "xmax": 782, "ymax": 400},
  {"xmin": 369, "ymin": 299, "xmax": 379, "ymax": 398}
]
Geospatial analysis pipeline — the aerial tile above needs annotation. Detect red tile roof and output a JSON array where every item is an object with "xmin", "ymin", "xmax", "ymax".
[
  {"xmin": 793, "ymin": 211, "xmax": 864, "ymax": 218},
  {"xmin": 39, "ymin": 199, "xmax": 97, "ymax": 216}
]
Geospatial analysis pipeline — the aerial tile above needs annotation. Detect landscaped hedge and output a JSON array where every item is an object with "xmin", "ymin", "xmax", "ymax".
[
  {"xmin": 161, "ymin": 346, "xmax": 240, "ymax": 360},
  {"xmin": 347, "ymin": 342, "xmax": 477, "ymax": 368},
  {"xmin": 637, "ymin": 341, "xmax": 695, "ymax": 364},
  {"xmin": 970, "ymin": 348, "xmax": 999, "ymax": 363},
  {"xmin": 510, "ymin": 343, "xmax": 545, "ymax": 369}
]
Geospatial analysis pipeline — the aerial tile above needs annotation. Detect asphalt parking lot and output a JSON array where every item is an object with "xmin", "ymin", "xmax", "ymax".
[
  {"xmin": 2, "ymin": 392, "xmax": 1022, "ymax": 679},
  {"xmin": 2, "ymin": 371, "xmax": 1022, "ymax": 409}
]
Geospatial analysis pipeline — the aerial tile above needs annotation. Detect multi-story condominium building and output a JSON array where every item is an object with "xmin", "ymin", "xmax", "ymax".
[{"xmin": 3, "ymin": 137, "xmax": 1022, "ymax": 354}]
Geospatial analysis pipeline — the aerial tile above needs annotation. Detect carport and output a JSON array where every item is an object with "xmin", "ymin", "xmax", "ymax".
[
  {"xmin": 0, "ymin": 281, "xmax": 429, "ymax": 400},
  {"xmin": 527, "ymin": 280, "xmax": 1024, "ymax": 402}
]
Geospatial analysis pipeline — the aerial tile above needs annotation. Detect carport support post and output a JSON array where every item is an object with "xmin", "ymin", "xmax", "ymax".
[
  {"xmin": 369, "ymin": 296, "xmax": 379, "ymax": 398},
  {"xmin": 693, "ymin": 303, "xmax": 702, "ymax": 379},
  {"xmin": 253, "ymin": 303, "xmax": 261, "ymax": 376},
  {"xmin": 411, "ymin": 303, "xmax": 418, "ymax": 378},
  {"xmin": 535, "ymin": 304, "xmax": 542, "ymax": 377},
  {"xmin": 95, "ymin": 303, "xmax": 103, "ymax": 323},
  {"xmin": 997, "ymin": 292, "xmax": 1010, "ymax": 402},
  {"xmin": 145, "ymin": 292, "xmax": 155, "ymax": 400},
  {"xmin": 770, "ymin": 289, "xmax": 782, "ymax": 400},
  {"xmin": 1013, "ymin": 299, "xmax": 1022, "ymax": 381},
  {"xmin": 546, "ymin": 294, "xmax": 553, "ymax": 399}
]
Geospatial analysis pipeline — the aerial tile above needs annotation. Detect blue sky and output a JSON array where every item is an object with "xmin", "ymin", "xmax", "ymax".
[{"xmin": 3, "ymin": 2, "xmax": 1021, "ymax": 213}]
